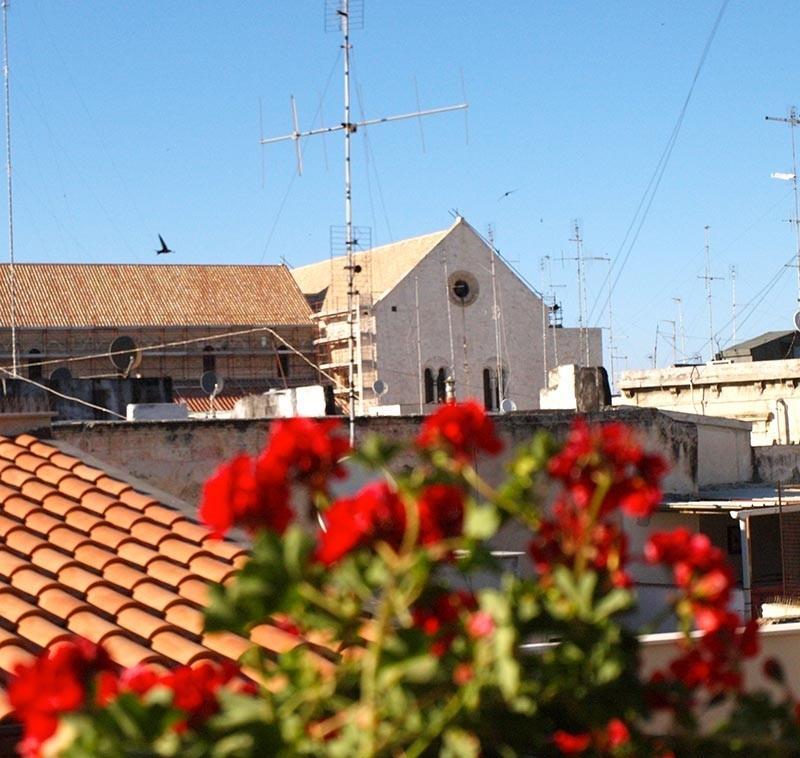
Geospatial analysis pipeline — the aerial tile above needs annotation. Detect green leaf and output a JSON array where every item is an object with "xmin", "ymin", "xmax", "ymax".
[
  {"xmin": 441, "ymin": 727, "xmax": 481, "ymax": 758},
  {"xmin": 593, "ymin": 588, "xmax": 633, "ymax": 620},
  {"xmin": 464, "ymin": 502, "xmax": 500, "ymax": 540}
]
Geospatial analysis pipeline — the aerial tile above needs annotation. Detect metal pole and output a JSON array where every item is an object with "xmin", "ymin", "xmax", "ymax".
[
  {"xmin": 790, "ymin": 108, "xmax": 800, "ymax": 302},
  {"xmin": 341, "ymin": 0, "xmax": 357, "ymax": 444},
  {"xmin": 489, "ymin": 227, "xmax": 503, "ymax": 407},
  {"xmin": 2, "ymin": 0, "xmax": 16, "ymax": 376},
  {"xmin": 414, "ymin": 275, "xmax": 423, "ymax": 413}
]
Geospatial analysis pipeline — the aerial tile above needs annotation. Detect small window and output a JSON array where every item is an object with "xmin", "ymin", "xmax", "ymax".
[
  {"xmin": 277, "ymin": 348, "xmax": 290, "ymax": 379},
  {"xmin": 391, "ymin": 305, "xmax": 398, "ymax": 312},
  {"xmin": 436, "ymin": 368, "xmax": 447, "ymax": 403},
  {"xmin": 202, "ymin": 346, "xmax": 216, "ymax": 373},
  {"xmin": 27, "ymin": 349, "xmax": 42, "ymax": 381},
  {"xmin": 424, "ymin": 368, "xmax": 434, "ymax": 403}
]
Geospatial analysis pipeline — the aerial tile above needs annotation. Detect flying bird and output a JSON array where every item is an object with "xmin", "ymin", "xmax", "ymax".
[
  {"xmin": 498, "ymin": 189, "xmax": 518, "ymax": 201},
  {"xmin": 156, "ymin": 234, "xmax": 173, "ymax": 255}
]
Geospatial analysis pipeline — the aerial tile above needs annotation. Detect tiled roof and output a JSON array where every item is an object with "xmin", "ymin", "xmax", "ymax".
[
  {"xmin": 174, "ymin": 391, "xmax": 245, "ymax": 414},
  {"xmin": 0, "ymin": 433, "xmax": 334, "ymax": 721},
  {"xmin": 0, "ymin": 264, "xmax": 312, "ymax": 328},
  {"xmin": 291, "ymin": 223, "xmax": 453, "ymax": 313}
]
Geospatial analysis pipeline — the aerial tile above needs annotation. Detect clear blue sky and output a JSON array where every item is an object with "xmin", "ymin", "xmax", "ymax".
[{"xmin": 6, "ymin": 1, "xmax": 800, "ymax": 374}]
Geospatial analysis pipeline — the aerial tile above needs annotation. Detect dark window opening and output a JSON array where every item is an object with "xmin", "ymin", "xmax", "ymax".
[
  {"xmin": 277, "ymin": 349, "xmax": 290, "ymax": 379},
  {"xmin": 482, "ymin": 367, "xmax": 507, "ymax": 411},
  {"xmin": 202, "ymin": 346, "xmax": 216, "ymax": 373},
  {"xmin": 436, "ymin": 368, "xmax": 447, "ymax": 403},
  {"xmin": 452, "ymin": 279, "xmax": 470, "ymax": 301},
  {"xmin": 391, "ymin": 305, "xmax": 398, "ymax": 312},
  {"xmin": 424, "ymin": 368, "xmax": 434, "ymax": 403},
  {"xmin": 483, "ymin": 368, "xmax": 494, "ymax": 410},
  {"xmin": 27, "ymin": 349, "xmax": 42, "ymax": 381}
]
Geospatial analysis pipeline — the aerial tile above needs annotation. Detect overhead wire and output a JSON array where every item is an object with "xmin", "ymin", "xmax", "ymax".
[{"xmin": 589, "ymin": 0, "xmax": 730, "ymax": 327}]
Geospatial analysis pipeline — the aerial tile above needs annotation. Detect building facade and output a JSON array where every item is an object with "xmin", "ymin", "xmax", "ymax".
[
  {"xmin": 0, "ymin": 264, "xmax": 318, "ymax": 410},
  {"xmin": 292, "ymin": 216, "xmax": 602, "ymax": 413}
]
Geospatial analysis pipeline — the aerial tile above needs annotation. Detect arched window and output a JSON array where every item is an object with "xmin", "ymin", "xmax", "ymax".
[
  {"xmin": 482, "ymin": 366, "xmax": 507, "ymax": 411},
  {"xmin": 436, "ymin": 368, "xmax": 447, "ymax": 403},
  {"xmin": 202, "ymin": 346, "xmax": 216, "ymax": 373},
  {"xmin": 424, "ymin": 368, "xmax": 434, "ymax": 403},
  {"xmin": 27, "ymin": 349, "xmax": 42, "ymax": 381}
]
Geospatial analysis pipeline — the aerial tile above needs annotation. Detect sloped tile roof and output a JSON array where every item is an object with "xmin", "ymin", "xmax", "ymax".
[
  {"xmin": 0, "ymin": 433, "xmax": 334, "ymax": 720},
  {"xmin": 0, "ymin": 264, "xmax": 312, "ymax": 327},
  {"xmin": 291, "ymin": 223, "xmax": 453, "ymax": 313}
]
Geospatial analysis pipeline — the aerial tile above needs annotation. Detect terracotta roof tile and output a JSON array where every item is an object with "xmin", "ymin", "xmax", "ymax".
[
  {"xmin": 116, "ymin": 607, "xmax": 175, "ymax": 641},
  {"xmin": 86, "ymin": 585, "xmax": 139, "ymax": 617},
  {"xmin": 142, "ymin": 504, "xmax": 183, "ymax": 527},
  {"xmin": 20, "ymin": 480, "xmax": 57, "ymax": 505},
  {"xmin": 0, "ymin": 644, "xmax": 34, "ymax": 674},
  {"xmin": 48, "ymin": 525, "xmax": 91, "ymax": 553},
  {"xmin": 27, "ymin": 440, "xmax": 60, "ymax": 460},
  {"xmin": 0, "ymin": 431, "xmax": 330, "ymax": 725},
  {"xmin": 0, "ymin": 548, "xmax": 29, "ymax": 578},
  {"xmin": 14, "ymin": 453, "xmax": 48, "ymax": 474},
  {"xmin": 171, "ymin": 519, "xmax": 210, "ymax": 544},
  {"xmin": 129, "ymin": 520, "xmax": 171, "ymax": 546},
  {"xmin": 67, "ymin": 611, "xmax": 123, "ymax": 644},
  {"xmin": 0, "ymin": 263, "xmax": 312, "ymax": 328},
  {"xmin": 57, "ymin": 476, "xmax": 98, "ymax": 501},
  {"xmin": 71, "ymin": 464, "xmax": 106, "ymax": 484},
  {"xmin": 0, "ymin": 468, "xmax": 33, "ymax": 489},
  {"xmin": 119, "ymin": 490, "xmax": 159, "ymax": 511},
  {"xmin": 95, "ymin": 476, "xmax": 132, "ymax": 498},
  {"xmin": 5, "ymin": 495, "xmax": 39, "ymax": 521}
]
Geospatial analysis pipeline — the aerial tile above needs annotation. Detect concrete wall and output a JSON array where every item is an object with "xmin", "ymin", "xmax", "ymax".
[
  {"xmin": 617, "ymin": 359, "xmax": 800, "ymax": 445},
  {"xmin": 49, "ymin": 407, "xmax": 743, "ymax": 514}
]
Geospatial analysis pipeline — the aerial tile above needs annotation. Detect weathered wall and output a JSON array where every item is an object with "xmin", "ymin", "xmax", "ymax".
[
  {"xmin": 753, "ymin": 445, "xmax": 800, "ymax": 484},
  {"xmin": 49, "ymin": 407, "xmax": 740, "ymax": 513},
  {"xmin": 617, "ymin": 359, "xmax": 800, "ymax": 445},
  {"xmin": 373, "ymin": 222, "xmax": 602, "ymax": 412}
]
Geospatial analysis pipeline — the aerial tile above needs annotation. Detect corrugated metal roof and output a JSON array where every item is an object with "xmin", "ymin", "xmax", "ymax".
[
  {"xmin": 0, "ymin": 264, "xmax": 312, "ymax": 328},
  {"xmin": 291, "ymin": 223, "xmax": 452, "ymax": 313}
]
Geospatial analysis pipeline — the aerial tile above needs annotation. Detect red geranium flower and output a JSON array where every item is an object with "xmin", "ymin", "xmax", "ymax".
[
  {"xmin": 411, "ymin": 590, "xmax": 478, "ymax": 656},
  {"xmin": 552, "ymin": 729, "xmax": 592, "ymax": 755},
  {"xmin": 199, "ymin": 453, "xmax": 293, "ymax": 538},
  {"xmin": 162, "ymin": 661, "xmax": 237, "ymax": 730},
  {"xmin": 9, "ymin": 638, "xmax": 115, "ymax": 758},
  {"xmin": 416, "ymin": 400, "xmax": 503, "ymax": 462},
  {"xmin": 418, "ymin": 483, "xmax": 465, "ymax": 544},
  {"xmin": 316, "ymin": 481, "xmax": 406, "ymax": 565}
]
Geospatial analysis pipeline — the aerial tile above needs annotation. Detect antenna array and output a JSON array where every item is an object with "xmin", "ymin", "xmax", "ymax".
[{"xmin": 260, "ymin": 0, "xmax": 468, "ymax": 443}]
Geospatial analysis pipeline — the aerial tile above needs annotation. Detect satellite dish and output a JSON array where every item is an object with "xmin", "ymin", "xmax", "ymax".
[
  {"xmin": 200, "ymin": 371, "xmax": 224, "ymax": 397},
  {"xmin": 500, "ymin": 398, "xmax": 517, "ymax": 413},
  {"xmin": 372, "ymin": 378, "xmax": 388, "ymax": 397},
  {"xmin": 109, "ymin": 335, "xmax": 142, "ymax": 374},
  {"xmin": 49, "ymin": 367, "xmax": 72, "ymax": 382},
  {"xmin": 793, "ymin": 309, "xmax": 800, "ymax": 332}
]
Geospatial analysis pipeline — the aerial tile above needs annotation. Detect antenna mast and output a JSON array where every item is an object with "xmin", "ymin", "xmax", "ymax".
[
  {"xmin": 766, "ymin": 107, "xmax": 800, "ymax": 303},
  {"xmin": 261, "ymin": 0, "xmax": 468, "ymax": 442},
  {"xmin": 672, "ymin": 296, "xmax": 686, "ymax": 358},
  {"xmin": 698, "ymin": 225, "xmax": 723, "ymax": 361},
  {"xmin": 2, "ymin": 0, "xmax": 16, "ymax": 375},
  {"xmin": 488, "ymin": 225, "xmax": 504, "ymax": 408},
  {"xmin": 730, "ymin": 264, "xmax": 737, "ymax": 343}
]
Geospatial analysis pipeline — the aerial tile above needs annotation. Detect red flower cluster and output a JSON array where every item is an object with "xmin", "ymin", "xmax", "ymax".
[
  {"xmin": 552, "ymin": 717, "xmax": 630, "ymax": 755},
  {"xmin": 9, "ymin": 638, "xmax": 114, "ymax": 758},
  {"xmin": 649, "ymin": 614, "xmax": 759, "ymax": 703},
  {"xmin": 645, "ymin": 528, "xmax": 736, "ymax": 632},
  {"xmin": 529, "ymin": 500, "xmax": 631, "ymax": 587},
  {"xmin": 316, "ymin": 481, "xmax": 406, "ymax": 565},
  {"xmin": 317, "ymin": 482, "xmax": 466, "ymax": 565},
  {"xmin": 411, "ymin": 590, "xmax": 481, "ymax": 657},
  {"xmin": 416, "ymin": 400, "xmax": 503, "ymax": 462},
  {"xmin": 548, "ymin": 418, "xmax": 667, "ymax": 518},
  {"xmin": 9, "ymin": 638, "xmax": 243, "ymax": 757},
  {"xmin": 200, "ymin": 418, "xmax": 349, "ymax": 538}
]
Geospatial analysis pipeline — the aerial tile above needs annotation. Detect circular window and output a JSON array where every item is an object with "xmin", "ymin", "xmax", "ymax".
[{"xmin": 447, "ymin": 270, "xmax": 479, "ymax": 307}]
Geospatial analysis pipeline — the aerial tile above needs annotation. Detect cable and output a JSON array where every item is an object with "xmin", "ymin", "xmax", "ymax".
[
  {"xmin": 11, "ymin": 324, "xmax": 347, "ymax": 392},
  {"xmin": 590, "ymin": 0, "xmax": 730, "ymax": 326}
]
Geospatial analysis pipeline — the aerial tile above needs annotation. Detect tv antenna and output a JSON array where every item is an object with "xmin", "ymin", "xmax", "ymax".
[
  {"xmin": 2, "ymin": 0, "xmax": 16, "ymax": 375},
  {"xmin": 260, "ymin": 0, "xmax": 468, "ymax": 443},
  {"xmin": 561, "ymin": 222, "xmax": 608, "ymax": 366},
  {"xmin": 698, "ymin": 225, "xmax": 723, "ymax": 362},
  {"xmin": 767, "ymin": 107, "xmax": 800, "ymax": 303}
]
